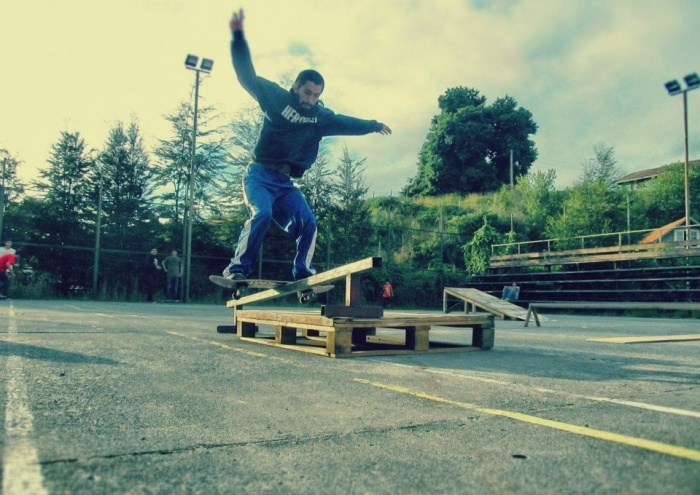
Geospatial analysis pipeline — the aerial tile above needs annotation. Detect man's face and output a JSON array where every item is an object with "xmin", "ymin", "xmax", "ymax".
[{"xmin": 293, "ymin": 81, "xmax": 323, "ymax": 112}]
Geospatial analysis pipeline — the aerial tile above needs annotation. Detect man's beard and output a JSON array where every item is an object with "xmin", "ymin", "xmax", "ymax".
[{"xmin": 294, "ymin": 93, "xmax": 317, "ymax": 117}]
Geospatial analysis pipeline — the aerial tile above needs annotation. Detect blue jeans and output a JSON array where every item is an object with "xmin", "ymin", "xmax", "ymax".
[
  {"xmin": 166, "ymin": 276, "xmax": 180, "ymax": 300},
  {"xmin": 228, "ymin": 164, "xmax": 318, "ymax": 280}
]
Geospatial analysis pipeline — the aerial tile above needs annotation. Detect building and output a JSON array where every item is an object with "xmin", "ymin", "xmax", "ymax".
[{"xmin": 616, "ymin": 159, "xmax": 699, "ymax": 190}]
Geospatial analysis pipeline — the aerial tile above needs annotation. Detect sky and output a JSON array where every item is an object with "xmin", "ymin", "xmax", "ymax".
[{"xmin": 1, "ymin": 0, "xmax": 699, "ymax": 197}]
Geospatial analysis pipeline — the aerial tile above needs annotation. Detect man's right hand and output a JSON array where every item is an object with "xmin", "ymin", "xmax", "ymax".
[{"xmin": 230, "ymin": 8, "xmax": 244, "ymax": 32}]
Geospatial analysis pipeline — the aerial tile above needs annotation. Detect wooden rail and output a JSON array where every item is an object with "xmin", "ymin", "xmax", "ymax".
[{"xmin": 226, "ymin": 256, "xmax": 381, "ymax": 308}]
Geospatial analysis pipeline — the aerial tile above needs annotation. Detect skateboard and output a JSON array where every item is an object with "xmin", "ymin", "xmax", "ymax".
[{"xmin": 209, "ymin": 275, "xmax": 333, "ymax": 304}]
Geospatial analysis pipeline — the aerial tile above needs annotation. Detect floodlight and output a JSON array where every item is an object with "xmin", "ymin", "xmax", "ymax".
[
  {"xmin": 665, "ymin": 80, "xmax": 682, "ymax": 95},
  {"xmin": 185, "ymin": 54, "xmax": 198, "ymax": 69},
  {"xmin": 684, "ymin": 73, "xmax": 700, "ymax": 90},
  {"xmin": 200, "ymin": 58, "xmax": 214, "ymax": 72}
]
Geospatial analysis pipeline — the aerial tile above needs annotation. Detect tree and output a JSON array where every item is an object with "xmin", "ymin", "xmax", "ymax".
[
  {"xmin": 403, "ymin": 87, "xmax": 538, "ymax": 197},
  {"xmin": 31, "ymin": 131, "xmax": 96, "ymax": 294},
  {"xmin": 634, "ymin": 161, "xmax": 700, "ymax": 230},
  {"xmin": 515, "ymin": 168, "xmax": 561, "ymax": 239},
  {"xmin": 327, "ymin": 147, "xmax": 373, "ymax": 264},
  {"xmin": 464, "ymin": 217, "xmax": 500, "ymax": 275},
  {"xmin": 34, "ymin": 131, "xmax": 94, "ymax": 226},
  {"xmin": 545, "ymin": 144, "xmax": 626, "ymax": 247},
  {"xmin": 0, "ymin": 148, "xmax": 26, "ymax": 240},
  {"xmin": 577, "ymin": 142, "xmax": 626, "ymax": 188},
  {"xmin": 98, "ymin": 120, "xmax": 157, "ymax": 251}
]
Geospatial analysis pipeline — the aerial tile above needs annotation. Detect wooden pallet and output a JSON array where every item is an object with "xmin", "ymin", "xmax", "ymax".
[{"xmin": 219, "ymin": 310, "xmax": 495, "ymax": 358}]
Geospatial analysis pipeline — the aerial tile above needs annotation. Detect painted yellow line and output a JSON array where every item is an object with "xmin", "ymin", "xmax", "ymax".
[
  {"xmin": 354, "ymin": 378, "xmax": 700, "ymax": 463},
  {"xmin": 166, "ymin": 331, "xmax": 294, "ymax": 363}
]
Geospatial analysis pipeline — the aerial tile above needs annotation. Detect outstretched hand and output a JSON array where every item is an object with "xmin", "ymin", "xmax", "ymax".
[
  {"xmin": 378, "ymin": 124, "xmax": 392, "ymax": 135},
  {"xmin": 229, "ymin": 8, "xmax": 244, "ymax": 32}
]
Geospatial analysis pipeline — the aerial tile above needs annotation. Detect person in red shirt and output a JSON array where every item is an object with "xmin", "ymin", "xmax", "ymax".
[
  {"xmin": 382, "ymin": 281, "xmax": 394, "ymax": 308},
  {"xmin": 0, "ymin": 253, "xmax": 17, "ymax": 300}
]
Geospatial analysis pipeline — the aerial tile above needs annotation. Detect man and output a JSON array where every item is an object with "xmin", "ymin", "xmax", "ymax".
[
  {"xmin": 501, "ymin": 281, "xmax": 520, "ymax": 301},
  {"xmin": 0, "ymin": 240, "xmax": 16, "ymax": 255},
  {"xmin": 0, "ymin": 252, "xmax": 16, "ymax": 300},
  {"xmin": 161, "ymin": 250, "xmax": 183, "ymax": 302},
  {"xmin": 144, "ymin": 248, "xmax": 162, "ymax": 303},
  {"xmin": 222, "ymin": 8, "xmax": 392, "ymax": 282}
]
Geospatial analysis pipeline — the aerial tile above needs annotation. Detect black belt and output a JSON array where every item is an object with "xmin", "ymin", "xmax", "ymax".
[{"xmin": 255, "ymin": 162, "xmax": 291, "ymax": 175}]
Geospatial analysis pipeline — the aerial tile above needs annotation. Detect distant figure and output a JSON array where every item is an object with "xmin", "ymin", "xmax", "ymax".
[
  {"xmin": 0, "ymin": 241, "xmax": 17, "ymax": 298},
  {"xmin": 0, "ymin": 253, "xmax": 17, "ymax": 300},
  {"xmin": 382, "ymin": 281, "xmax": 394, "ymax": 308},
  {"xmin": 501, "ymin": 281, "xmax": 520, "ymax": 302},
  {"xmin": 0, "ymin": 240, "xmax": 16, "ymax": 255},
  {"xmin": 161, "ymin": 250, "xmax": 183, "ymax": 302},
  {"xmin": 144, "ymin": 248, "xmax": 162, "ymax": 303}
]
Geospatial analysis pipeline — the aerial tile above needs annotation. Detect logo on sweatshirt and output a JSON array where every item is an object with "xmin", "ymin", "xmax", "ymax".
[{"xmin": 281, "ymin": 105, "xmax": 317, "ymax": 124}]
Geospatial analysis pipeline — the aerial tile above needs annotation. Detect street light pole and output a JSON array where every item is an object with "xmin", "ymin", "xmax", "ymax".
[
  {"xmin": 664, "ymin": 72, "xmax": 699, "ymax": 242},
  {"xmin": 184, "ymin": 54, "xmax": 213, "ymax": 302},
  {"xmin": 92, "ymin": 163, "xmax": 103, "ymax": 298}
]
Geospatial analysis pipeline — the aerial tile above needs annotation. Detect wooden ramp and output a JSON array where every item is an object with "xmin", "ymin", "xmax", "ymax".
[{"xmin": 443, "ymin": 287, "xmax": 534, "ymax": 322}]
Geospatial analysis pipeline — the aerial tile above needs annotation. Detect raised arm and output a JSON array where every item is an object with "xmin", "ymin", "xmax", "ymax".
[
  {"xmin": 229, "ymin": 8, "xmax": 244, "ymax": 32},
  {"xmin": 228, "ymin": 8, "xmax": 259, "ymax": 98}
]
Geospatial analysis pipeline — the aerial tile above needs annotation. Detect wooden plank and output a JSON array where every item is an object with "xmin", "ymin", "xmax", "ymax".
[
  {"xmin": 226, "ymin": 257, "xmax": 381, "ymax": 308},
  {"xmin": 587, "ymin": 334, "xmax": 700, "ymax": 344},
  {"xmin": 472, "ymin": 323, "xmax": 495, "ymax": 349},
  {"xmin": 443, "ymin": 287, "xmax": 531, "ymax": 321},
  {"xmin": 326, "ymin": 328, "xmax": 352, "ymax": 355},
  {"xmin": 405, "ymin": 326, "xmax": 430, "ymax": 351},
  {"xmin": 275, "ymin": 325, "xmax": 296, "ymax": 345},
  {"xmin": 235, "ymin": 309, "xmax": 493, "ymax": 329},
  {"xmin": 321, "ymin": 305, "xmax": 384, "ymax": 318}
]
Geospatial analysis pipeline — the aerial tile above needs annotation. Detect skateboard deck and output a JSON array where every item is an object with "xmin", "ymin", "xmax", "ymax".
[
  {"xmin": 209, "ymin": 275, "xmax": 333, "ymax": 303},
  {"xmin": 209, "ymin": 275, "xmax": 285, "ymax": 290}
]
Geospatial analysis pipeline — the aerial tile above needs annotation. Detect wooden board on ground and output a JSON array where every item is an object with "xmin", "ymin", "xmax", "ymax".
[{"xmin": 587, "ymin": 334, "xmax": 700, "ymax": 344}]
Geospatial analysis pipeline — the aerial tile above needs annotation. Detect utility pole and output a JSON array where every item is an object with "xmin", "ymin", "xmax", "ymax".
[{"xmin": 510, "ymin": 149, "xmax": 514, "ymax": 232}]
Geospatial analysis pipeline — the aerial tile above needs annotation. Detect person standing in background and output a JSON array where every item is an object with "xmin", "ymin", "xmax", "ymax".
[
  {"xmin": 144, "ymin": 248, "xmax": 162, "ymax": 303},
  {"xmin": 382, "ymin": 281, "xmax": 394, "ymax": 308},
  {"xmin": 0, "ymin": 241, "xmax": 17, "ymax": 299},
  {"xmin": 0, "ymin": 252, "xmax": 17, "ymax": 300},
  {"xmin": 161, "ymin": 250, "xmax": 183, "ymax": 302}
]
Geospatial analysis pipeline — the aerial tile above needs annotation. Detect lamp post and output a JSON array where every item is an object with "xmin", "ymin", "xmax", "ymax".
[
  {"xmin": 183, "ymin": 54, "xmax": 213, "ymax": 302},
  {"xmin": 664, "ymin": 72, "xmax": 699, "ymax": 241},
  {"xmin": 92, "ymin": 157, "xmax": 103, "ymax": 298}
]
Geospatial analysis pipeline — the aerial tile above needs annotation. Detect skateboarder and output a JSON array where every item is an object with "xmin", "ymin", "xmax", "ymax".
[{"xmin": 222, "ymin": 8, "xmax": 392, "ymax": 283}]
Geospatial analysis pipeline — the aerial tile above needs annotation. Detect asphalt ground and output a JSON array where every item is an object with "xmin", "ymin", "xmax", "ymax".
[{"xmin": 1, "ymin": 300, "xmax": 698, "ymax": 495}]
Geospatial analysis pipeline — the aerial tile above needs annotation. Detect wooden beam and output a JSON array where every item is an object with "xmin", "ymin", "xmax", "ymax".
[{"xmin": 226, "ymin": 257, "xmax": 382, "ymax": 308}]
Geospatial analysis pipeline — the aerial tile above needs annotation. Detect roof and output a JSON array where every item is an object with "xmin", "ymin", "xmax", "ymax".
[
  {"xmin": 616, "ymin": 159, "xmax": 700, "ymax": 185},
  {"xmin": 640, "ymin": 216, "xmax": 697, "ymax": 244}
]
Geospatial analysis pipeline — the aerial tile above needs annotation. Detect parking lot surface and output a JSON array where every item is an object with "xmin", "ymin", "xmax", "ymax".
[{"xmin": 1, "ymin": 300, "xmax": 699, "ymax": 494}]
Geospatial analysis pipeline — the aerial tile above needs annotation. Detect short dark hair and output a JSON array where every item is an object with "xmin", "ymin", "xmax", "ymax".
[{"xmin": 294, "ymin": 69, "xmax": 324, "ymax": 89}]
